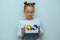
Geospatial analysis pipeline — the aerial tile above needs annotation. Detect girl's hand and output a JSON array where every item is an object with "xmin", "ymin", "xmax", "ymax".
[
  {"xmin": 38, "ymin": 26, "xmax": 40, "ymax": 33},
  {"xmin": 22, "ymin": 28, "xmax": 25, "ymax": 35}
]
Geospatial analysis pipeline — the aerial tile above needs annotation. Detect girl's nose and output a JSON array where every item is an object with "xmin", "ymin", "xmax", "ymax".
[{"xmin": 28, "ymin": 13, "xmax": 31, "ymax": 15}]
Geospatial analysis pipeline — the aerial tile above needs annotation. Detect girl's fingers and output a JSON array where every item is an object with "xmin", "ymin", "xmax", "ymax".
[
  {"xmin": 23, "ymin": 28, "xmax": 25, "ymax": 35},
  {"xmin": 38, "ymin": 27, "xmax": 40, "ymax": 33},
  {"xmin": 24, "ymin": 27, "xmax": 25, "ymax": 33}
]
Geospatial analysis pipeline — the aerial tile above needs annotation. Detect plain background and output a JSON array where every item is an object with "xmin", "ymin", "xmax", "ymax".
[{"xmin": 0, "ymin": 0, "xmax": 60, "ymax": 40}]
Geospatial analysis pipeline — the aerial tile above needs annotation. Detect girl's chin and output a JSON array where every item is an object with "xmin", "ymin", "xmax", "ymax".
[{"xmin": 26, "ymin": 17, "xmax": 33, "ymax": 19}]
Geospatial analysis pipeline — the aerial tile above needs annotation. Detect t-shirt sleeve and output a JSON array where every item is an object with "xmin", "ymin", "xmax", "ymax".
[{"xmin": 17, "ymin": 20, "xmax": 23, "ymax": 39}]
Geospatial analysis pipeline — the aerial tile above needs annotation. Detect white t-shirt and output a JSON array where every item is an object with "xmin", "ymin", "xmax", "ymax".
[{"xmin": 17, "ymin": 18, "xmax": 43, "ymax": 40}]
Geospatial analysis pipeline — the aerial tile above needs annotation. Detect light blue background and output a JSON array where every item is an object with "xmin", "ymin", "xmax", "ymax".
[{"xmin": 0, "ymin": 0, "xmax": 60, "ymax": 40}]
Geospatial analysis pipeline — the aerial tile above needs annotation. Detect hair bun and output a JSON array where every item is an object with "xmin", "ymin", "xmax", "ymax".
[
  {"xmin": 32, "ymin": 2, "xmax": 35, "ymax": 5},
  {"xmin": 24, "ymin": 1, "xmax": 27, "ymax": 4}
]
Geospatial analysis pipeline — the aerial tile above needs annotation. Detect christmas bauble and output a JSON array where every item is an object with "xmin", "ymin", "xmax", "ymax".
[
  {"xmin": 33, "ymin": 25, "xmax": 38, "ymax": 30},
  {"xmin": 26, "ymin": 25, "xmax": 32, "ymax": 30}
]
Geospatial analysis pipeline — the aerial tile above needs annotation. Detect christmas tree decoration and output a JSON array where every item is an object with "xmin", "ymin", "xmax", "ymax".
[
  {"xmin": 33, "ymin": 25, "xmax": 38, "ymax": 30},
  {"xmin": 26, "ymin": 25, "xmax": 33, "ymax": 30}
]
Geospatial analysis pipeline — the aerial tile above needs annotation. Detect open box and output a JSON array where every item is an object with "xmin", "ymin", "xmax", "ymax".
[{"xmin": 24, "ymin": 25, "xmax": 39, "ymax": 33}]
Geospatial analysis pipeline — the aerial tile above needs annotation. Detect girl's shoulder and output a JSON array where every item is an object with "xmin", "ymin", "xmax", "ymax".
[
  {"xmin": 34, "ymin": 18, "xmax": 41, "ymax": 21},
  {"xmin": 19, "ymin": 19, "xmax": 25, "ymax": 23},
  {"xmin": 19, "ymin": 18, "xmax": 41, "ymax": 22},
  {"xmin": 19, "ymin": 19, "xmax": 24, "ymax": 22}
]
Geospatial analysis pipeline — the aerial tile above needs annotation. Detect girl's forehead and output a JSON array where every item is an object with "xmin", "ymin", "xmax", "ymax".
[
  {"xmin": 25, "ymin": 6, "xmax": 34, "ymax": 10},
  {"xmin": 26, "ymin": 6, "xmax": 34, "ymax": 9}
]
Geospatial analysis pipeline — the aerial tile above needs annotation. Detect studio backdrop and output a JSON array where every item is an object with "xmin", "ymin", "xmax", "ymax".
[{"xmin": 0, "ymin": 0, "xmax": 60, "ymax": 40}]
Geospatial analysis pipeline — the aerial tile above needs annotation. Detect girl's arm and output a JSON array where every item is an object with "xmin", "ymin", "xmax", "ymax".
[
  {"xmin": 17, "ymin": 28, "xmax": 23, "ymax": 39},
  {"xmin": 17, "ymin": 20, "xmax": 24, "ymax": 39}
]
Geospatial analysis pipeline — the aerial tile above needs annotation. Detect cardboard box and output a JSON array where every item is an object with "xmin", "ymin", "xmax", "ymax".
[
  {"xmin": 25, "ymin": 28, "xmax": 38, "ymax": 33},
  {"xmin": 25, "ymin": 25, "xmax": 39, "ymax": 33}
]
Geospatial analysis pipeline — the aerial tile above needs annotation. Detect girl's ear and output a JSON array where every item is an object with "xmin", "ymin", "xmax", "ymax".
[{"xmin": 24, "ymin": 1, "xmax": 27, "ymax": 5}]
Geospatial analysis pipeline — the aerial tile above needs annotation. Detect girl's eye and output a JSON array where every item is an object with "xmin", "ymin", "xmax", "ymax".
[
  {"xmin": 27, "ymin": 11, "xmax": 29, "ymax": 13},
  {"xmin": 31, "ymin": 12, "xmax": 33, "ymax": 13}
]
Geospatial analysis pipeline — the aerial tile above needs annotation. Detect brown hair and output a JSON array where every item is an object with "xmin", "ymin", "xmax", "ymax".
[{"xmin": 24, "ymin": 1, "xmax": 35, "ymax": 11}]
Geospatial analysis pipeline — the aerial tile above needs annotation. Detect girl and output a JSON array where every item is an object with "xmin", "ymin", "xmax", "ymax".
[{"xmin": 17, "ymin": 1, "xmax": 43, "ymax": 40}]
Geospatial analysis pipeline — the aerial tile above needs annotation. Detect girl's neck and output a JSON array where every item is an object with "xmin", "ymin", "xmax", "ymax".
[{"xmin": 25, "ymin": 17, "xmax": 33, "ymax": 20}]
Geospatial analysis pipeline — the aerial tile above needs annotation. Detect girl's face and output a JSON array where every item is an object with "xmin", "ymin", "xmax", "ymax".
[{"xmin": 24, "ymin": 6, "xmax": 35, "ymax": 19}]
